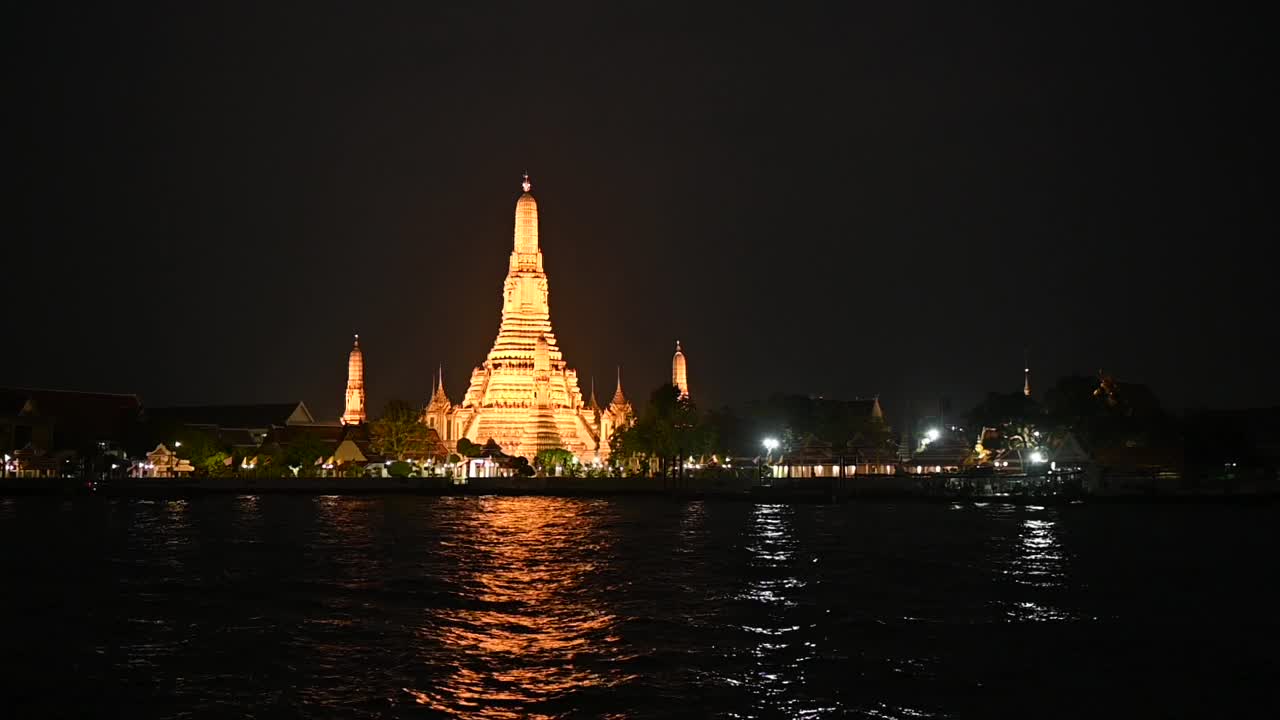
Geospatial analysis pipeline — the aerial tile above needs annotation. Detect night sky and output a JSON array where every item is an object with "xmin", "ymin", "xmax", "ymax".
[{"xmin": 10, "ymin": 2, "xmax": 1277, "ymax": 422}]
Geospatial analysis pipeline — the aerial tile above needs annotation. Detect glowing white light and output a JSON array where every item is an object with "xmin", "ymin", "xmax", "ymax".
[
  {"xmin": 762, "ymin": 438, "xmax": 779, "ymax": 451},
  {"xmin": 1030, "ymin": 451, "xmax": 1045, "ymax": 464},
  {"xmin": 926, "ymin": 428, "xmax": 941, "ymax": 442}
]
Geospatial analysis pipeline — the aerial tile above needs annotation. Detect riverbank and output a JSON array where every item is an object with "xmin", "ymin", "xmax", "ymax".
[{"xmin": 2, "ymin": 475, "xmax": 1276, "ymax": 504}]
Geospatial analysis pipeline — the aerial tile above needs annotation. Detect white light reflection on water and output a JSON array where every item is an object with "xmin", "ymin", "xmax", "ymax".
[
  {"xmin": 1001, "ymin": 506, "xmax": 1081, "ymax": 622},
  {"xmin": 230, "ymin": 493, "xmax": 263, "ymax": 547},
  {"xmin": 679, "ymin": 499, "xmax": 707, "ymax": 550},
  {"xmin": 737, "ymin": 503, "xmax": 823, "ymax": 718},
  {"xmin": 863, "ymin": 702, "xmax": 944, "ymax": 719}
]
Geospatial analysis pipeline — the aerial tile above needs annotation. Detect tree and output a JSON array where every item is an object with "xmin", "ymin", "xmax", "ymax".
[
  {"xmin": 172, "ymin": 428, "xmax": 225, "ymax": 477},
  {"xmin": 712, "ymin": 394, "xmax": 890, "ymax": 457},
  {"xmin": 284, "ymin": 431, "xmax": 329, "ymax": 470},
  {"xmin": 456, "ymin": 438, "xmax": 482, "ymax": 458},
  {"xmin": 535, "ymin": 448, "xmax": 575, "ymax": 475},
  {"xmin": 610, "ymin": 383, "xmax": 712, "ymax": 476},
  {"xmin": 369, "ymin": 399, "xmax": 431, "ymax": 461},
  {"xmin": 512, "ymin": 456, "xmax": 535, "ymax": 477},
  {"xmin": 200, "ymin": 452, "xmax": 233, "ymax": 476},
  {"xmin": 967, "ymin": 391, "xmax": 1043, "ymax": 433}
]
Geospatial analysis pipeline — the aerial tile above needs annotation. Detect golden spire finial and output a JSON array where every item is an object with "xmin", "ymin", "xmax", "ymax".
[{"xmin": 522, "ymin": 172, "xmax": 531, "ymax": 193}]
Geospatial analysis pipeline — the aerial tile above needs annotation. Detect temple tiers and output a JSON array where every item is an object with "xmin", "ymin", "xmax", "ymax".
[
  {"xmin": 341, "ymin": 335, "xmax": 366, "ymax": 425},
  {"xmin": 445, "ymin": 176, "xmax": 608, "ymax": 461}
]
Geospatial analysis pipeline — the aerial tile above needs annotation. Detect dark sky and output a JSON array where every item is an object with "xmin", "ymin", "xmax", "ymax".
[{"xmin": 9, "ymin": 1, "xmax": 1277, "ymax": 422}]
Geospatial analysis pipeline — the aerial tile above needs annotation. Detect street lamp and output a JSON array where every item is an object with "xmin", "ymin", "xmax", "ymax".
[{"xmin": 762, "ymin": 437, "xmax": 780, "ymax": 465}]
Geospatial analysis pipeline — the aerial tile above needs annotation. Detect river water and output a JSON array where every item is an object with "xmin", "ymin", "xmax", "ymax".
[{"xmin": 1, "ymin": 496, "xmax": 1276, "ymax": 718}]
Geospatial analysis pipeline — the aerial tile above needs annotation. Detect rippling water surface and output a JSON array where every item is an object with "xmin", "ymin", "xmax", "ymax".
[{"xmin": 1, "ymin": 496, "xmax": 1277, "ymax": 718}]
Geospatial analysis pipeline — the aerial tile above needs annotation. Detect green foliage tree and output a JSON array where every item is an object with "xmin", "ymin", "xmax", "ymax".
[
  {"xmin": 172, "ymin": 428, "xmax": 225, "ymax": 477},
  {"xmin": 387, "ymin": 460, "xmax": 413, "ymax": 478},
  {"xmin": 369, "ymin": 399, "xmax": 431, "ymax": 461},
  {"xmin": 610, "ymin": 383, "xmax": 712, "ymax": 476},
  {"xmin": 534, "ymin": 448, "xmax": 575, "ymax": 475},
  {"xmin": 200, "ymin": 452, "xmax": 233, "ymax": 476}
]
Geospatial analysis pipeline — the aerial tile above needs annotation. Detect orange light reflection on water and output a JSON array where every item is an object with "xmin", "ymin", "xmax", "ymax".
[{"xmin": 405, "ymin": 497, "xmax": 631, "ymax": 718}]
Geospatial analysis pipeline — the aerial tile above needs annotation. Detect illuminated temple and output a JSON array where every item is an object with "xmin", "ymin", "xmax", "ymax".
[{"xmin": 423, "ymin": 176, "xmax": 632, "ymax": 461}]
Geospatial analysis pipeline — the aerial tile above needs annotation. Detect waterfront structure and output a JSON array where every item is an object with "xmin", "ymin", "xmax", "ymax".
[
  {"xmin": 672, "ymin": 341, "xmax": 689, "ymax": 400},
  {"xmin": 434, "ymin": 176, "xmax": 610, "ymax": 461},
  {"xmin": 906, "ymin": 437, "xmax": 973, "ymax": 475},
  {"xmin": 770, "ymin": 436, "xmax": 896, "ymax": 478},
  {"xmin": 342, "ymin": 334, "xmax": 366, "ymax": 425},
  {"xmin": 148, "ymin": 402, "xmax": 324, "ymax": 450},
  {"xmin": 133, "ymin": 443, "xmax": 194, "ymax": 478},
  {"xmin": 1, "ymin": 387, "xmax": 141, "ymax": 458}
]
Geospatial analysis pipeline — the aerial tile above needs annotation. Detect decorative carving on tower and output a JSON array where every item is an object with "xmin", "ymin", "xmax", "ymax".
[
  {"xmin": 672, "ymin": 340, "xmax": 690, "ymax": 400},
  {"xmin": 342, "ymin": 334, "xmax": 366, "ymax": 425}
]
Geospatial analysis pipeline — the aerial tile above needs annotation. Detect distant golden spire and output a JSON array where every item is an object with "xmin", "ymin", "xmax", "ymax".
[
  {"xmin": 672, "ymin": 340, "xmax": 689, "ymax": 400},
  {"xmin": 342, "ymin": 333, "xmax": 366, "ymax": 425}
]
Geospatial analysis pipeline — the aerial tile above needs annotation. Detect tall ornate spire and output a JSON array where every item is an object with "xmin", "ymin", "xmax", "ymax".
[
  {"xmin": 521, "ymin": 172, "xmax": 531, "ymax": 193},
  {"xmin": 612, "ymin": 366, "xmax": 627, "ymax": 405},
  {"xmin": 428, "ymin": 364, "xmax": 451, "ymax": 410},
  {"xmin": 588, "ymin": 376, "xmax": 601, "ymax": 412},
  {"xmin": 672, "ymin": 340, "xmax": 689, "ymax": 400},
  {"xmin": 342, "ymin": 334, "xmax": 366, "ymax": 425}
]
